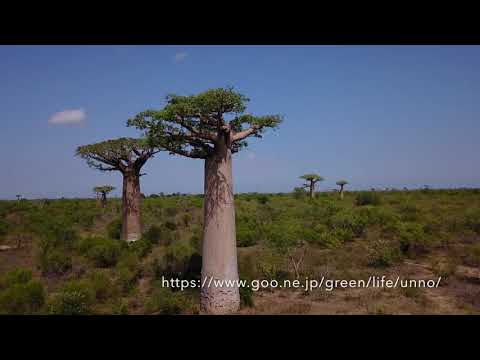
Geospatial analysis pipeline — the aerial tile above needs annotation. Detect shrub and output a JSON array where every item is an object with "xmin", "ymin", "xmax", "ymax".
[
  {"xmin": 395, "ymin": 223, "xmax": 430, "ymax": 257},
  {"xmin": 107, "ymin": 218, "xmax": 122, "ymax": 240},
  {"xmin": 182, "ymin": 213, "xmax": 192, "ymax": 227},
  {"xmin": 0, "ymin": 218, "xmax": 9, "ymax": 238},
  {"xmin": 38, "ymin": 250, "xmax": 72, "ymax": 275},
  {"xmin": 146, "ymin": 285, "xmax": 193, "ymax": 315},
  {"xmin": 293, "ymin": 187, "xmax": 307, "ymax": 199},
  {"xmin": 78, "ymin": 236, "xmax": 122, "ymax": 267},
  {"xmin": 464, "ymin": 243, "xmax": 480, "ymax": 267},
  {"xmin": 355, "ymin": 192, "xmax": 381, "ymax": 206},
  {"xmin": 143, "ymin": 225, "xmax": 164, "ymax": 245},
  {"xmin": 129, "ymin": 239, "xmax": 153, "ymax": 258},
  {"xmin": 0, "ymin": 280, "xmax": 45, "ymax": 315},
  {"xmin": 165, "ymin": 207, "xmax": 178, "ymax": 218},
  {"xmin": 88, "ymin": 270, "xmax": 118, "ymax": 302},
  {"xmin": 48, "ymin": 280, "xmax": 95, "ymax": 315},
  {"xmin": 464, "ymin": 209, "xmax": 480, "ymax": 234},
  {"xmin": 115, "ymin": 253, "xmax": 141, "ymax": 294},
  {"xmin": 256, "ymin": 195, "xmax": 269, "ymax": 205},
  {"xmin": 165, "ymin": 221, "xmax": 177, "ymax": 231},
  {"xmin": 328, "ymin": 210, "xmax": 368, "ymax": 239},
  {"xmin": 0, "ymin": 268, "xmax": 32, "ymax": 289},
  {"xmin": 367, "ymin": 238, "xmax": 402, "ymax": 268},
  {"xmin": 239, "ymin": 281, "xmax": 254, "ymax": 308},
  {"xmin": 237, "ymin": 226, "xmax": 258, "ymax": 247}
]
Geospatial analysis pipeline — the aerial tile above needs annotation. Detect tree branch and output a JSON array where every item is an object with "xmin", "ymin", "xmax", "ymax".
[{"xmin": 232, "ymin": 125, "xmax": 260, "ymax": 141}]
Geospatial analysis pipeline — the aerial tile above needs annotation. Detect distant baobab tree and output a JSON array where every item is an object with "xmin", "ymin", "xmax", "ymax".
[
  {"xmin": 15, "ymin": 194, "xmax": 21, "ymax": 201},
  {"xmin": 299, "ymin": 174, "xmax": 324, "ymax": 199},
  {"xmin": 76, "ymin": 138, "xmax": 160, "ymax": 242},
  {"xmin": 93, "ymin": 185, "xmax": 115, "ymax": 208},
  {"xmin": 128, "ymin": 87, "xmax": 282, "ymax": 314},
  {"xmin": 336, "ymin": 180, "xmax": 348, "ymax": 199}
]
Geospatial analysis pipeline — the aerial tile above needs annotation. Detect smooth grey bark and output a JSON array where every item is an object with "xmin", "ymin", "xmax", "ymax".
[
  {"xmin": 121, "ymin": 171, "xmax": 142, "ymax": 242},
  {"xmin": 200, "ymin": 137, "xmax": 240, "ymax": 314}
]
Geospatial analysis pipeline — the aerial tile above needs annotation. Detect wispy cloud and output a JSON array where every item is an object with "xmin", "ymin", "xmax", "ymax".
[
  {"xmin": 173, "ymin": 51, "xmax": 188, "ymax": 63},
  {"xmin": 48, "ymin": 109, "xmax": 86, "ymax": 125}
]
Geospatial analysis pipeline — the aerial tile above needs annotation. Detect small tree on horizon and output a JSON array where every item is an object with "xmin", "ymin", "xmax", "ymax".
[
  {"xmin": 299, "ymin": 174, "xmax": 324, "ymax": 199},
  {"xmin": 93, "ymin": 185, "xmax": 115, "ymax": 208},
  {"xmin": 76, "ymin": 138, "xmax": 160, "ymax": 242},
  {"xmin": 128, "ymin": 87, "xmax": 282, "ymax": 314},
  {"xmin": 336, "ymin": 180, "xmax": 348, "ymax": 199}
]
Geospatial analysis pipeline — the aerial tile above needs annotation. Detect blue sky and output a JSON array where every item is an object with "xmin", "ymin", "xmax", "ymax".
[{"xmin": 1, "ymin": 45, "xmax": 479, "ymax": 199}]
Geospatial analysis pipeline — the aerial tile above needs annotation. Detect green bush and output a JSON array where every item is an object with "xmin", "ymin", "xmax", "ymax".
[
  {"xmin": 239, "ymin": 281, "xmax": 254, "ymax": 308},
  {"xmin": 129, "ymin": 239, "xmax": 153, "ymax": 258},
  {"xmin": 38, "ymin": 250, "xmax": 72, "ymax": 275},
  {"xmin": 48, "ymin": 280, "xmax": 95, "ymax": 315},
  {"xmin": 78, "ymin": 236, "xmax": 122, "ymax": 267},
  {"xmin": 395, "ymin": 222, "xmax": 430, "ymax": 257},
  {"xmin": 464, "ymin": 209, "xmax": 480, "ymax": 234},
  {"xmin": 355, "ymin": 192, "xmax": 381, "ymax": 206},
  {"xmin": 88, "ymin": 270, "xmax": 119, "ymax": 302},
  {"xmin": 464, "ymin": 243, "xmax": 480, "ymax": 267},
  {"xmin": 146, "ymin": 285, "xmax": 192, "ymax": 315},
  {"xmin": 165, "ymin": 221, "xmax": 177, "ymax": 231},
  {"xmin": 0, "ymin": 280, "xmax": 45, "ymax": 315},
  {"xmin": 115, "ymin": 253, "xmax": 141, "ymax": 294},
  {"xmin": 143, "ymin": 225, "xmax": 164, "ymax": 245},
  {"xmin": 367, "ymin": 239, "xmax": 402, "ymax": 268},
  {"xmin": 0, "ymin": 218, "xmax": 9, "ymax": 238},
  {"xmin": 107, "ymin": 218, "xmax": 122, "ymax": 240},
  {"xmin": 0, "ymin": 268, "xmax": 33, "ymax": 289}
]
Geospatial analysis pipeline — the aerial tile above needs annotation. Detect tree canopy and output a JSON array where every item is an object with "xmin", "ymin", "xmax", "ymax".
[
  {"xmin": 300, "ymin": 174, "xmax": 324, "ymax": 182},
  {"xmin": 93, "ymin": 185, "xmax": 115, "ymax": 194},
  {"xmin": 336, "ymin": 180, "xmax": 348, "ymax": 186},
  {"xmin": 76, "ymin": 138, "xmax": 160, "ymax": 173},
  {"xmin": 127, "ymin": 87, "xmax": 282, "ymax": 159}
]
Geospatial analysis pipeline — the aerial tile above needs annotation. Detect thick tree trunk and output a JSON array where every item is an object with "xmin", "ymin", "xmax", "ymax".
[
  {"xmin": 309, "ymin": 181, "xmax": 314, "ymax": 199},
  {"xmin": 101, "ymin": 192, "xmax": 107, "ymax": 208},
  {"xmin": 340, "ymin": 185, "xmax": 344, "ymax": 199},
  {"xmin": 200, "ymin": 140, "xmax": 240, "ymax": 314},
  {"xmin": 121, "ymin": 172, "xmax": 142, "ymax": 242}
]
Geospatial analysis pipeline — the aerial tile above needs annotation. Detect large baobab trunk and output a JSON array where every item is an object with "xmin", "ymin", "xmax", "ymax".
[
  {"xmin": 101, "ymin": 192, "xmax": 107, "ymax": 208},
  {"xmin": 121, "ymin": 172, "xmax": 142, "ymax": 242},
  {"xmin": 201, "ymin": 138, "xmax": 240, "ymax": 314},
  {"xmin": 308, "ymin": 181, "xmax": 314, "ymax": 199},
  {"xmin": 339, "ymin": 185, "xmax": 344, "ymax": 199}
]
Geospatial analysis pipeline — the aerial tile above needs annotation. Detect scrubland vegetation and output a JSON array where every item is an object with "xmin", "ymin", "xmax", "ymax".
[{"xmin": 1, "ymin": 188, "xmax": 479, "ymax": 315}]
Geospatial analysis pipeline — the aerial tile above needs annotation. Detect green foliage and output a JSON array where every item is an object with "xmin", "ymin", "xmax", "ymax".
[
  {"xmin": 164, "ymin": 220, "xmax": 177, "ymax": 231},
  {"xmin": 464, "ymin": 209, "xmax": 480, "ymax": 234},
  {"xmin": 48, "ymin": 280, "xmax": 95, "ymax": 315},
  {"xmin": 76, "ymin": 137, "xmax": 159, "ymax": 172},
  {"xmin": 146, "ymin": 284, "xmax": 193, "ymax": 315},
  {"xmin": 0, "ymin": 268, "xmax": 44, "ymax": 315},
  {"xmin": 356, "ymin": 192, "xmax": 381, "ymax": 206},
  {"xmin": 300, "ymin": 174, "xmax": 324, "ymax": 182},
  {"xmin": 38, "ymin": 249, "xmax": 72, "ymax": 275},
  {"xmin": 87, "ymin": 270, "xmax": 119, "ymax": 302},
  {"xmin": 77, "ymin": 236, "xmax": 122, "ymax": 267},
  {"xmin": 293, "ymin": 187, "xmax": 307, "ymax": 199},
  {"xmin": 336, "ymin": 180, "xmax": 348, "ymax": 186},
  {"xmin": 367, "ymin": 238, "xmax": 402, "ymax": 268},
  {"xmin": 127, "ymin": 87, "xmax": 282, "ymax": 159},
  {"xmin": 93, "ymin": 185, "xmax": 115, "ymax": 195},
  {"xmin": 0, "ymin": 268, "xmax": 33, "ymax": 289},
  {"xmin": 239, "ymin": 281, "xmax": 254, "ymax": 308},
  {"xmin": 107, "ymin": 218, "xmax": 122, "ymax": 240}
]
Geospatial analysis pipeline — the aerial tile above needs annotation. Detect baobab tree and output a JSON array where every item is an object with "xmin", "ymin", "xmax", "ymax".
[
  {"xmin": 93, "ymin": 185, "xmax": 115, "ymax": 208},
  {"xmin": 128, "ymin": 87, "xmax": 282, "ymax": 314},
  {"xmin": 336, "ymin": 180, "xmax": 348, "ymax": 199},
  {"xmin": 76, "ymin": 138, "xmax": 160, "ymax": 242},
  {"xmin": 15, "ymin": 195, "xmax": 22, "ymax": 201},
  {"xmin": 300, "ymin": 174, "xmax": 324, "ymax": 199}
]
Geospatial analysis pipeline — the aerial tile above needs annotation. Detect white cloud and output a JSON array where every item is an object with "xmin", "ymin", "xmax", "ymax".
[
  {"xmin": 48, "ymin": 109, "xmax": 86, "ymax": 125},
  {"xmin": 173, "ymin": 51, "xmax": 188, "ymax": 63}
]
